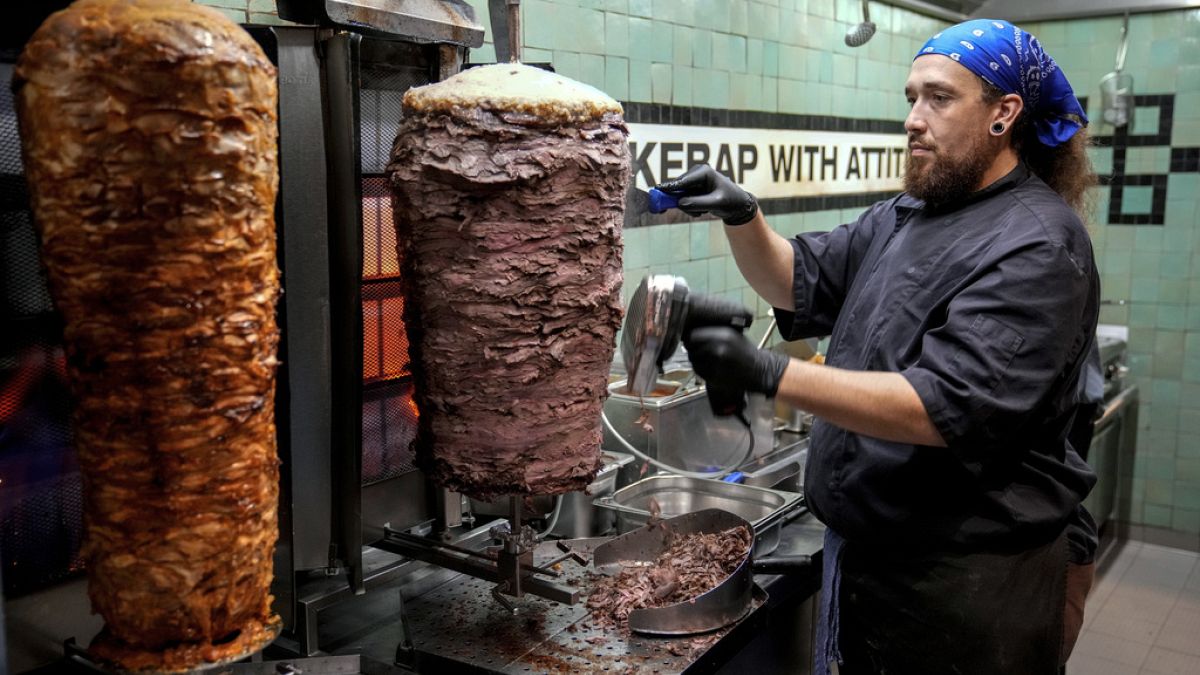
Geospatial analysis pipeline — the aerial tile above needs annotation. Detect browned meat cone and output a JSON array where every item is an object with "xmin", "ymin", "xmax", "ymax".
[
  {"xmin": 14, "ymin": 0, "xmax": 281, "ymax": 669},
  {"xmin": 388, "ymin": 64, "xmax": 629, "ymax": 499}
]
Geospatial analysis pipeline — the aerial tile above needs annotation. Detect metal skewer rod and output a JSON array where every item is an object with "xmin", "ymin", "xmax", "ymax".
[
  {"xmin": 383, "ymin": 528, "xmax": 560, "ymax": 577},
  {"xmin": 509, "ymin": 495, "xmax": 521, "ymax": 534},
  {"xmin": 506, "ymin": 0, "xmax": 521, "ymax": 63}
]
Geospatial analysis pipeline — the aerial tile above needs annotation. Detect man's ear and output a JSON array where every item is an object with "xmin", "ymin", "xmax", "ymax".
[{"xmin": 996, "ymin": 92, "xmax": 1023, "ymax": 129}]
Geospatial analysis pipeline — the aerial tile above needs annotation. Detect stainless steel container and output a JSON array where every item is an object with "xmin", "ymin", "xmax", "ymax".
[
  {"xmin": 592, "ymin": 475, "xmax": 804, "ymax": 555},
  {"xmin": 550, "ymin": 450, "xmax": 634, "ymax": 538},
  {"xmin": 603, "ymin": 371, "xmax": 775, "ymax": 479},
  {"xmin": 736, "ymin": 436, "xmax": 807, "ymax": 493},
  {"xmin": 468, "ymin": 451, "xmax": 634, "ymax": 536}
]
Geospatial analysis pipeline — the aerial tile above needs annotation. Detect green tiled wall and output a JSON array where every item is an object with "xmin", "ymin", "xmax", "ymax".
[
  {"xmin": 191, "ymin": 0, "xmax": 289, "ymax": 25},
  {"xmin": 188, "ymin": 1, "xmax": 1200, "ymax": 542},
  {"xmin": 192, "ymin": 0, "xmax": 947, "ymax": 337},
  {"xmin": 459, "ymin": 0, "xmax": 947, "ymax": 342},
  {"xmin": 1027, "ymin": 10, "xmax": 1200, "ymax": 543}
]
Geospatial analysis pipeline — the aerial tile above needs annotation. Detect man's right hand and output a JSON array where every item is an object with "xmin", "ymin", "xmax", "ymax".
[{"xmin": 656, "ymin": 164, "xmax": 759, "ymax": 226}]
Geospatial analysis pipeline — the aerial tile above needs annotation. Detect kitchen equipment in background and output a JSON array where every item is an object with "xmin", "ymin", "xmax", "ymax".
[
  {"xmin": 593, "ymin": 474, "xmax": 804, "ymax": 556},
  {"xmin": 1099, "ymin": 12, "xmax": 1134, "ymax": 128},
  {"xmin": 487, "ymin": 0, "xmax": 523, "ymax": 63},
  {"xmin": 551, "ymin": 451, "xmax": 635, "ymax": 538},
  {"xmin": 620, "ymin": 274, "xmax": 755, "ymax": 417},
  {"xmin": 604, "ymin": 372, "xmax": 776, "ymax": 479},
  {"xmin": 265, "ymin": 26, "xmax": 480, "ymax": 653},
  {"xmin": 735, "ymin": 438, "xmax": 808, "ymax": 493},
  {"xmin": 468, "ymin": 451, "xmax": 635, "ymax": 538},
  {"xmin": 845, "ymin": 0, "xmax": 877, "ymax": 47},
  {"xmin": 1083, "ymin": 334, "xmax": 1138, "ymax": 569}
]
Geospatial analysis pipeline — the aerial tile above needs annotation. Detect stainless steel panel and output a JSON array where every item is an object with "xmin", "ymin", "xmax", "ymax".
[
  {"xmin": 551, "ymin": 451, "xmax": 635, "ymax": 538},
  {"xmin": 1083, "ymin": 385, "xmax": 1138, "ymax": 531},
  {"xmin": 737, "ymin": 437, "xmax": 807, "ymax": 493},
  {"xmin": 604, "ymin": 377, "xmax": 775, "ymax": 475},
  {"xmin": 594, "ymin": 475, "xmax": 804, "ymax": 555},
  {"xmin": 273, "ymin": 25, "xmax": 336, "ymax": 580},
  {"xmin": 1083, "ymin": 420, "xmax": 1120, "ymax": 529},
  {"xmin": 323, "ymin": 29, "xmax": 366, "ymax": 594},
  {"xmin": 276, "ymin": 0, "xmax": 485, "ymax": 47},
  {"xmin": 361, "ymin": 469, "xmax": 430, "ymax": 544}
]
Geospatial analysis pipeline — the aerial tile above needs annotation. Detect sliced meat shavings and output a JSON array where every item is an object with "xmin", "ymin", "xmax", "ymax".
[{"xmin": 586, "ymin": 525, "xmax": 752, "ymax": 628}]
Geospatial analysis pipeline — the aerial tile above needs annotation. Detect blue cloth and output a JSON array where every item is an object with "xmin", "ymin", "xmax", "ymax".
[
  {"xmin": 1079, "ymin": 338, "xmax": 1105, "ymax": 406},
  {"xmin": 814, "ymin": 528, "xmax": 846, "ymax": 675},
  {"xmin": 915, "ymin": 19, "xmax": 1087, "ymax": 147}
]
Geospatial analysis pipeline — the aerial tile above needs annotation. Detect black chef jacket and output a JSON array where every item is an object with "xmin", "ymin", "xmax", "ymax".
[{"xmin": 776, "ymin": 163, "xmax": 1099, "ymax": 553}]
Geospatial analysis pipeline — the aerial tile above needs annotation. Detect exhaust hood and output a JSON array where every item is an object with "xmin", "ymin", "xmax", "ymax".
[
  {"xmin": 276, "ymin": 0, "xmax": 485, "ymax": 46},
  {"xmin": 896, "ymin": 0, "xmax": 1200, "ymax": 23}
]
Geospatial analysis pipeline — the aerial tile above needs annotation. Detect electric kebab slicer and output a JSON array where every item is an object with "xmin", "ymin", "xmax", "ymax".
[{"xmin": 621, "ymin": 274, "xmax": 755, "ymax": 417}]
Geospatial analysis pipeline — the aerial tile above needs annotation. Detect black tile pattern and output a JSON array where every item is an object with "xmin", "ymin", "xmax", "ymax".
[
  {"xmin": 620, "ymin": 101, "xmax": 907, "ymax": 134},
  {"xmin": 1086, "ymin": 94, "xmax": 1200, "ymax": 226},
  {"xmin": 1171, "ymin": 147, "xmax": 1200, "ymax": 173}
]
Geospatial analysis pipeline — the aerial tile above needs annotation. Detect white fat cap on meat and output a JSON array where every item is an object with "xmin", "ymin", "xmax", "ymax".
[{"xmin": 403, "ymin": 62, "xmax": 623, "ymax": 123}]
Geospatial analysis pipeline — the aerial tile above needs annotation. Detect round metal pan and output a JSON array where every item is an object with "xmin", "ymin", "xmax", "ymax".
[{"xmin": 592, "ymin": 508, "xmax": 812, "ymax": 636}]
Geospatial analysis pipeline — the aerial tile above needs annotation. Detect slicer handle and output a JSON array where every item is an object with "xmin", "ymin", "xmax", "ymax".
[
  {"xmin": 683, "ymin": 293, "xmax": 754, "ymax": 334},
  {"xmin": 706, "ymin": 384, "xmax": 747, "ymax": 418},
  {"xmin": 752, "ymin": 554, "xmax": 815, "ymax": 575},
  {"xmin": 647, "ymin": 188, "xmax": 679, "ymax": 213}
]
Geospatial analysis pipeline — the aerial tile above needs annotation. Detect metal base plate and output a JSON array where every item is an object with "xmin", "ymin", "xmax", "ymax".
[{"xmin": 399, "ymin": 537, "xmax": 768, "ymax": 674}]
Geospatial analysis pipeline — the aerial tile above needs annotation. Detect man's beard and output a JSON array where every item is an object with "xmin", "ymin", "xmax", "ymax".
[{"xmin": 903, "ymin": 134, "xmax": 999, "ymax": 207}]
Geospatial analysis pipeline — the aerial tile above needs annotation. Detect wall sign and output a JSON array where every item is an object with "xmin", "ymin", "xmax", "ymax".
[
  {"xmin": 628, "ymin": 123, "xmax": 908, "ymax": 198},
  {"xmin": 619, "ymin": 103, "xmax": 909, "ymax": 226}
]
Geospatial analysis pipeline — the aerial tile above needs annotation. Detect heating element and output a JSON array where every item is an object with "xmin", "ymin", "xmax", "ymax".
[
  {"xmin": 0, "ymin": 58, "xmax": 84, "ymax": 600},
  {"xmin": 0, "ymin": 1, "xmax": 624, "ymax": 666}
]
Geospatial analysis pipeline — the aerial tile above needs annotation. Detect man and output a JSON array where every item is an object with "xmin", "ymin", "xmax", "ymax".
[{"xmin": 658, "ymin": 19, "xmax": 1099, "ymax": 675}]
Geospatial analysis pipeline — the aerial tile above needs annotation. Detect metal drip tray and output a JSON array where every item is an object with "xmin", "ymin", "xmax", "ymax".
[{"xmin": 592, "ymin": 475, "xmax": 804, "ymax": 555}]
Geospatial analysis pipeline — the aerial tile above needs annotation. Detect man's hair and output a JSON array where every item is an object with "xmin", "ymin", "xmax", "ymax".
[{"xmin": 981, "ymin": 79, "xmax": 1097, "ymax": 220}]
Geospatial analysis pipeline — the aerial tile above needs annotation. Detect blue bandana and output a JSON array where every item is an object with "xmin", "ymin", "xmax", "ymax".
[{"xmin": 915, "ymin": 19, "xmax": 1087, "ymax": 147}]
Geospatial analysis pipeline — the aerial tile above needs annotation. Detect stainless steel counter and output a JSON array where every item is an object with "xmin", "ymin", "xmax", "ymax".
[
  {"xmin": 308, "ymin": 512, "xmax": 826, "ymax": 674},
  {"xmin": 9, "ymin": 423, "xmax": 825, "ymax": 674},
  {"xmin": 10, "ymin": 513, "xmax": 827, "ymax": 675}
]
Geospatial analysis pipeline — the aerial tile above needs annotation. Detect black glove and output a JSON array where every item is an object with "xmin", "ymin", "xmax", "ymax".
[
  {"xmin": 656, "ymin": 164, "xmax": 759, "ymax": 226},
  {"xmin": 683, "ymin": 327, "xmax": 790, "ymax": 397}
]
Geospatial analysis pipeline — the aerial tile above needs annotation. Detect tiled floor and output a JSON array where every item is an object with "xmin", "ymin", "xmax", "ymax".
[{"xmin": 1068, "ymin": 541, "xmax": 1200, "ymax": 674}]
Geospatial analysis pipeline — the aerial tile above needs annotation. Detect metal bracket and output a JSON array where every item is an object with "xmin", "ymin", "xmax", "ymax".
[
  {"xmin": 375, "ymin": 511, "xmax": 580, "ymax": 607},
  {"xmin": 393, "ymin": 587, "xmax": 418, "ymax": 670},
  {"xmin": 488, "ymin": 0, "xmax": 522, "ymax": 63}
]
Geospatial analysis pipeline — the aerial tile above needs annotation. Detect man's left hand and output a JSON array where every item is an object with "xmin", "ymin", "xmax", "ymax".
[{"xmin": 683, "ymin": 327, "xmax": 791, "ymax": 397}]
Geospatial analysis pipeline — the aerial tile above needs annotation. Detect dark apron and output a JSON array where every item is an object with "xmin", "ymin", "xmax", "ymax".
[{"xmin": 835, "ymin": 528, "xmax": 1069, "ymax": 675}]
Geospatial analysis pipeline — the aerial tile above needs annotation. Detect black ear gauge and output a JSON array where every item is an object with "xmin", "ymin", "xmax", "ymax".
[{"xmin": 991, "ymin": 122, "xmax": 1006, "ymax": 134}]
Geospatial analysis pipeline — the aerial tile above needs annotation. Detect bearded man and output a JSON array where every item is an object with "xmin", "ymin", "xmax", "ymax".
[{"xmin": 657, "ymin": 19, "xmax": 1100, "ymax": 675}]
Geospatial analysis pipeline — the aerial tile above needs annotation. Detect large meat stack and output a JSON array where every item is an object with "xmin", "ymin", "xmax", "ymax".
[
  {"xmin": 14, "ymin": 0, "xmax": 282, "ymax": 669},
  {"xmin": 388, "ymin": 64, "xmax": 629, "ymax": 499}
]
